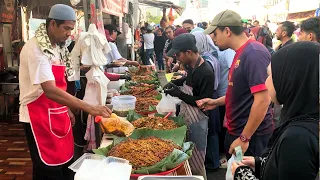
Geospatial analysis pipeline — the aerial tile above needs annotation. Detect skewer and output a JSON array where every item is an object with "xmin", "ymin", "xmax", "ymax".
[{"xmin": 164, "ymin": 112, "xmax": 173, "ymax": 119}]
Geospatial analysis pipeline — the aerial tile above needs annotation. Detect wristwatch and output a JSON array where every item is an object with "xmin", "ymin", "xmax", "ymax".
[{"xmin": 240, "ymin": 134, "xmax": 251, "ymax": 142}]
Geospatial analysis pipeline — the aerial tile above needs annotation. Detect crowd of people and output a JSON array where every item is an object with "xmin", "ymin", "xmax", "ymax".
[{"xmin": 139, "ymin": 10, "xmax": 319, "ymax": 179}]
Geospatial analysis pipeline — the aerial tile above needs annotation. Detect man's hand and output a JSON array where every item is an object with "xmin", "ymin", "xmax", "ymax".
[
  {"xmin": 125, "ymin": 61, "xmax": 140, "ymax": 67},
  {"xmin": 129, "ymin": 61, "xmax": 140, "ymax": 67},
  {"xmin": 163, "ymin": 82, "xmax": 175, "ymax": 90},
  {"xmin": 229, "ymin": 138, "xmax": 249, "ymax": 155},
  {"xmin": 68, "ymin": 109, "xmax": 75, "ymax": 127},
  {"xmin": 89, "ymin": 105, "xmax": 112, "ymax": 118},
  {"xmin": 164, "ymin": 83, "xmax": 183, "ymax": 97},
  {"xmin": 167, "ymin": 57, "xmax": 173, "ymax": 67},
  {"xmin": 196, "ymin": 98, "xmax": 218, "ymax": 111}
]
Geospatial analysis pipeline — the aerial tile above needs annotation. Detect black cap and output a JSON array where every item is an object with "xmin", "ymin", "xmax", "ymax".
[
  {"xmin": 167, "ymin": 33, "xmax": 197, "ymax": 57},
  {"xmin": 104, "ymin": 24, "xmax": 121, "ymax": 36}
]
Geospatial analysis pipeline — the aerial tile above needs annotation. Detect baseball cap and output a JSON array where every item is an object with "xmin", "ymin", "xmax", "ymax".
[
  {"xmin": 203, "ymin": 10, "xmax": 242, "ymax": 35},
  {"xmin": 48, "ymin": 4, "xmax": 77, "ymax": 21},
  {"xmin": 166, "ymin": 33, "xmax": 197, "ymax": 57},
  {"xmin": 104, "ymin": 24, "xmax": 122, "ymax": 36}
]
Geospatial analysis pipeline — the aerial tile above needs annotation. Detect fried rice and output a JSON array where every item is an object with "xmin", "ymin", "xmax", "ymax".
[
  {"xmin": 132, "ymin": 116, "xmax": 178, "ymax": 130},
  {"xmin": 107, "ymin": 137, "xmax": 181, "ymax": 170}
]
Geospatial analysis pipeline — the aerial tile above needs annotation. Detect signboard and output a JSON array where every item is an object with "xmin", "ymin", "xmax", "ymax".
[
  {"xmin": 102, "ymin": 0, "xmax": 123, "ymax": 17},
  {"xmin": 0, "ymin": 0, "xmax": 15, "ymax": 23},
  {"xmin": 122, "ymin": 0, "xmax": 128, "ymax": 14}
]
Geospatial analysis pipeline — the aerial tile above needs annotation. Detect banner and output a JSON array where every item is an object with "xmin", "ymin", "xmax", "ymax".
[
  {"xmin": 122, "ymin": 0, "xmax": 128, "ymax": 14},
  {"xmin": 102, "ymin": 0, "xmax": 123, "ymax": 17},
  {"xmin": 0, "ymin": 0, "xmax": 15, "ymax": 23}
]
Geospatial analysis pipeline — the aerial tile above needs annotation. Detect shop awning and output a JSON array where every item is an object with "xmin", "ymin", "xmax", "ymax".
[
  {"xmin": 287, "ymin": 9, "xmax": 316, "ymax": 22},
  {"xmin": 138, "ymin": 0, "xmax": 183, "ymax": 15}
]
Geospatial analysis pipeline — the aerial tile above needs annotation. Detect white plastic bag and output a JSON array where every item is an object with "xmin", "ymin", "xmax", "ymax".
[
  {"xmin": 226, "ymin": 155, "xmax": 235, "ymax": 180},
  {"xmin": 156, "ymin": 93, "xmax": 181, "ymax": 116}
]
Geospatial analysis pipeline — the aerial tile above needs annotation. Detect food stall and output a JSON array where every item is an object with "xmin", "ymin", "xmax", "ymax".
[{"xmin": 69, "ymin": 65, "xmax": 199, "ymax": 179}]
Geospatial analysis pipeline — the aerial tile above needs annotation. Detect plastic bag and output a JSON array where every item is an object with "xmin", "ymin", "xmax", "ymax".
[
  {"xmin": 156, "ymin": 93, "xmax": 181, "ymax": 116},
  {"xmin": 226, "ymin": 155, "xmax": 235, "ymax": 180}
]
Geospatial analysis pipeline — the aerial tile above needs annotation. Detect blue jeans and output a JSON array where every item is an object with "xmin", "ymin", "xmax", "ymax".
[
  {"xmin": 145, "ymin": 49, "xmax": 154, "ymax": 65},
  {"xmin": 156, "ymin": 53, "xmax": 164, "ymax": 70},
  {"xmin": 205, "ymin": 134, "xmax": 220, "ymax": 169}
]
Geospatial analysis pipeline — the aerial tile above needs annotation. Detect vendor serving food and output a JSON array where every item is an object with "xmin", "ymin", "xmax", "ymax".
[
  {"xmin": 104, "ymin": 24, "xmax": 139, "ymax": 73},
  {"xmin": 19, "ymin": 4, "xmax": 112, "ymax": 180},
  {"xmin": 163, "ymin": 33, "xmax": 214, "ymax": 176}
]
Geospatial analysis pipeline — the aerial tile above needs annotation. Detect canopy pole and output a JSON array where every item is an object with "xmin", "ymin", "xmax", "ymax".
[{"xmin": 83, "ymin": 0, "xmax": 89, "ymax": 31}]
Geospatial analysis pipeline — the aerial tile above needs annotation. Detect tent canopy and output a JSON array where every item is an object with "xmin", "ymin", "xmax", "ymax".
[{"xmin": 138, "ymin": 0, "xmax": 183, "ymax": 15}]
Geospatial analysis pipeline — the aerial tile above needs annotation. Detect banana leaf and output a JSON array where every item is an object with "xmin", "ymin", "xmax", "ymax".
[
  {"xmin": 148, "ymin": 105, "xmax": 157, "ymax": 112},
  {"xmin": 93, "ymin": 126, "xmax": 194, "ymax": 174},
  {"xmin": 153, "ymin": 93, "xmax": 162, "ymax": 100},
  {"xmin": 126, "ymin": 110, "xmax": 185, "ymax": 127}
]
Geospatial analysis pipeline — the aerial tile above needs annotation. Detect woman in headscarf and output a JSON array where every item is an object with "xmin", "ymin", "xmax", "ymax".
[
  {"xmin": 249, "ymin": 26, "xmax": 275, "ymax": 55},
  {"xmin": 192, "ymin": 31, "xmax": 221, "ymax": 171},
  {"xmin": 231, "ymin": 41, "xmax": 319, "ymax": 180}
]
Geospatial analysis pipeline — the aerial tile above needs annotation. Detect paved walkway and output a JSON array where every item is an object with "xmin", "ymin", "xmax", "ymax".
[{"xmin": 0, "ymin": 122, "xmax": 32, "ymax": 180}]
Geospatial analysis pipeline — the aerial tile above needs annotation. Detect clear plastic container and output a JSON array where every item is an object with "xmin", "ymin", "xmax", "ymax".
[
  {"xmin": 70, "ymin": 153, "xmax": 132, "ymax": 180},
  {"xmin": 111, "ymin": 95, "xmax": 136, "ymax": 117},
  {"xmin": 69, "ymin": 153, "xmax": 130, "ymax": 172},
  {"xmin": 69, "ymin": 153, "xmax": 106, "ymax": 172}
]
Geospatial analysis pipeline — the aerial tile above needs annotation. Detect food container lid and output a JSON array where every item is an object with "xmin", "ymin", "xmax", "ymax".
[
  {"xmin": 69, "ymin": 153, "xmax": 130, "ymax": 173},
  {"xmin": 69, "ymin": 153, "xmax": 106, "ymax": 172}
]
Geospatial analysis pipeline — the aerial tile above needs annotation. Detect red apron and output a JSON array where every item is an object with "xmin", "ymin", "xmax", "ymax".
[{"xmin": 27, "ymin": 65, "xmax": 74, "ymax": 166}]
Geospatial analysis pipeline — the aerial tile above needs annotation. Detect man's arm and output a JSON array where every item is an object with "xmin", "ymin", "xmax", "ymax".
[
  {"xmin": 214, "ymin": 96, "xmax": 226, "ymax": 106},
  {"xmin": 179, "ymin": 73, "xmax": 214, "ymax": 107},
  {"xmin": 41, "ymin": 81, "xmax": 111, "ymax": 117},
  {"xmin": 241, "ymin": 90, "xmax": 271, "ymax": 138}
]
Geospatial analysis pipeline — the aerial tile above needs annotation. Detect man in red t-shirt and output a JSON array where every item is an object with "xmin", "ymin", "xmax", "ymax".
[{"xmin": 197, "ymin": 10, "xmax": 274, "ymax": 158}]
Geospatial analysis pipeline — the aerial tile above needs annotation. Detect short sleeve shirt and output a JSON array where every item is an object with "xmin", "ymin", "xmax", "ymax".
[
  {"xmin": 225, "ymin": 40, "xmax": 274, "ymax": 136},
  {"xmin": 105, "ymin": 42, "xmax": 122, "ymax": 64}
]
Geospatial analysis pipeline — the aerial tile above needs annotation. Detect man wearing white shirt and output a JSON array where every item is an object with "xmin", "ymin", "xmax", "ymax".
[
  {"xmin": 104, "ymin": 24, "xmax": 139, "ymax": 73},
  {"xmin": 142, "ymin": 26, "xmax": 155, "ymax": 65},
  {"xmin": 19, "ymin": 4, "xmax": 112, "ymax": 179}
]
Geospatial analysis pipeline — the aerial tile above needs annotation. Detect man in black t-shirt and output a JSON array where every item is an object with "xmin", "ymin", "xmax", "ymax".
[{"xmin": 163, "ymin": 33, "xmax": 214, "ymax": 176}]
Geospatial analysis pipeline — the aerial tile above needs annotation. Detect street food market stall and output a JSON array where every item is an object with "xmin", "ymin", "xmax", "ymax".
[{"xmin": 68, "ymin": 65, "xmax": 200, "ymax": 179}]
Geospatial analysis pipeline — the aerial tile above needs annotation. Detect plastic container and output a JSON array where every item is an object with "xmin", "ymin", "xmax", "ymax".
[
  {"xmin": 69, "ymin": 153, "xmax": 106, "ymax": 172},
  {"xmin": 69, "ymin": 153, "xmax": 132, "ymax": 180},
  {"xmin": 69, "ymin": 153, "xmax": 130, "ymax": 173},
  {"xmin": 111, "ymin": 95, "xmax": 136, "ymax": 117}
]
